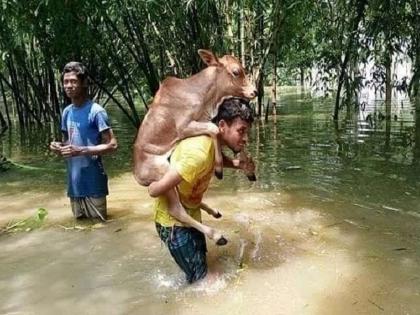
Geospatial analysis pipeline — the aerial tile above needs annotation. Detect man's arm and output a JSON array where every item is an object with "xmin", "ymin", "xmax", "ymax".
[
  {"xmin": 148, "ymin": 168, "xmax": 182, "ymax": 197},
  {"xmin": 222, "ymin": 153, "xmax": 240, "ymax": 169},
  {"xmin": 59, "ymin": 129, "xmax": 118, "ymax": 158},
  {"xmin": 222, "ymin": 151, "xmax": 256, "ymax": 180},
  {"xmin": 223, "ymin": 152, "xmax": 254, "ymax": 170},
  {"xmin": 149, "ymin": 137, "xmax": 208, "ymax": 197}
]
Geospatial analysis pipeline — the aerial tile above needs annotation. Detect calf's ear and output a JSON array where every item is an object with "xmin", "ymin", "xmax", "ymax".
[{"xmin": 198, "ymin": 49, "xmax": 220, "ymax": 67}]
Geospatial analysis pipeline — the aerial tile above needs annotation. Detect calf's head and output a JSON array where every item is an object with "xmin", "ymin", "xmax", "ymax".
[{"xmin": 198, "ymin": 49, "xmax": 257, "ymax": 100}]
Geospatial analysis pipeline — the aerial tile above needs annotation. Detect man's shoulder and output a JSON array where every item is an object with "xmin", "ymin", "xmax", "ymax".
[
  {"xmin": 62, "ymin": 104, "xmax": 72, "ymax": 113},
  {"xmin": 178, "ymin": 135, "xmax": 213, "ymax": 152},
  {"xmin": 172, "ymin": 135, "xmax": 214, "ymax": 183},
  {"xmin": 62, "ymin": 100, "xmax": 104, "ymax": 113},
  {"xmin": 90, "ymin": 102, "xmax": 106, "ymax": 114}
]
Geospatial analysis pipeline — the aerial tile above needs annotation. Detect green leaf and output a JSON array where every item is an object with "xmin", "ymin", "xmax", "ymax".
[{"xmin": 36, "ymin": 208, "xmax": 48, "ymax": 221}]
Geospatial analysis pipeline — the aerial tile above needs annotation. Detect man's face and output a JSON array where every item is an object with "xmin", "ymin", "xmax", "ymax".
[
  {"xmin": 219, "ymin": 117, "xmax": 251, "ymax": 153},
  {"xmin": 63, "ymin": 71, "xmax": 85, "ymax": 100}
]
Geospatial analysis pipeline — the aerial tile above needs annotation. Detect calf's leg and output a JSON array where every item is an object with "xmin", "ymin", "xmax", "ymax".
[{"xmin": 165, "ymin": 188, "xmax": 227, "ymax": 246}]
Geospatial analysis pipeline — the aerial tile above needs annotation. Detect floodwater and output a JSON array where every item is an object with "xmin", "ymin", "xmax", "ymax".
[{"xmin": 1, "ymin": 88, "xmax": 420, "ymax": 314}]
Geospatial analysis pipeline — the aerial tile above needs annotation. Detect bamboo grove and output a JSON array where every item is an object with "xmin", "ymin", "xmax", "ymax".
[{"xmin": 0, "ymin": 0, "xmax": 419, "ymax": 134}]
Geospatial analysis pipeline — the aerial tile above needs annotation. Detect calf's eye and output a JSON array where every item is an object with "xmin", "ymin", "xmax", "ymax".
[{"xmin": 232, "ymin": 68, "xmax": 240, "ymax": 77}]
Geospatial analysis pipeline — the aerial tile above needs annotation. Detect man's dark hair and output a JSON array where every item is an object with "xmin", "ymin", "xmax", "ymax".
[
  {"xmin": 212, "ymin": 98, "xmax": 254, "ymax": 125},
  {"xmin": 62, "ymin": 61, "xmax": 88, "ymax": 82}
]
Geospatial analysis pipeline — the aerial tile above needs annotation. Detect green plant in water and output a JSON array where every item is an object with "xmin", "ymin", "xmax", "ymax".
[
  {"xmin": 0, "ymin": 155, "xmax": 13, "ymax": 172},
  {"xmin": 2, "ymin": 208, "xmax": 48, "ymax": 233}
]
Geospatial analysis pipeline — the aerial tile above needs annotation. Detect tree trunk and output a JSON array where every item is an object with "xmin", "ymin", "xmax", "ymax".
[
  {"xmin": 240, "ymin": 4, "xmax": 245, "ymax": 67},
  {"xmin": 264, "ymin": 100, "xmax": 270, "ymax": 122},
  {"xmin": 123, "ymin": 2, "xmax": 160, "ymax": 95},
  {"xmin": 385, "ymin": 118, "xmax": 391, "ymax": 151},
  {"xmin": 409, "ymin": 0, "xmax": 420, "ymax": 105},
  {"xmin": 300, "ymin": 67, "xmax": 304, "ymax": 87},
  {"xmin": 225, "ymin": 0, "xmax": 234, "ymax": 54},
  {"xmin": 100, "ymin": 6, "xmax": 159, "ymax": 96},
  {"xmin": 0, "ymin": 109, "xmax": 7, "ymax": 132},
  {"xmin": 0, "ymin": 78, "xmax": 11, "ymax": 126},
  {"xmin": 333, "ymin": 0, "xmax": 368, "ymax": 120},
  {"xmin": 385, "ymin": 50, "xmax": 392, "ymax": 119},
  {"xmin": 46, "ymin": 56, "xmax": 60, "ymax": 120},
  {"xmin": 410, "ymin": 45, "xmax": 420, "ymax": 106},
  {"xmin": 271, "ymin": 52, "xmax": 277, "ymax": 117},
  {"xmin": 5, "ymin": 61, "xmax": 24, "ymax": 127},
  {"xmin": 414, "ymin": 107, "xmax": 420, "ymax": 165},
  {"xmin": 257, "ymin": 70, "xmax": 264, "ymax": 117}
]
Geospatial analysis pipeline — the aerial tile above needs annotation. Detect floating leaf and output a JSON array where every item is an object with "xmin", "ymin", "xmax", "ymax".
[{"xmin": 36, "ymin": 208, "xmax": 48, "ymax": 221}]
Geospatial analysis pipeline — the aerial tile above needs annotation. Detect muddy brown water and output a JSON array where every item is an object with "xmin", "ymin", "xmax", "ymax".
[{"xmin": 1, "ymin": 88, "xmax": 420, "ymax": 314}]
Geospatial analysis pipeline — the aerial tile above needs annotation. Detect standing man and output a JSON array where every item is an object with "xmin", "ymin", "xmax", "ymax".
[
  {"xmin": 149, "ymin": 98, "xmax": 255, "ymax": 283},
  {"xmin": 50, "ymin": 62, "xmax": 118, "ymax": 221}
]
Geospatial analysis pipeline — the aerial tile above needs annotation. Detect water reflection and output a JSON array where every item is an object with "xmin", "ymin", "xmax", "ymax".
[
  {"xmin": 218, "ymin": 91, "xmax": 420, "ymax": 219},
  {"xmin": 1, "ymin": 89, "xmax": 420, "ymax": 215}
]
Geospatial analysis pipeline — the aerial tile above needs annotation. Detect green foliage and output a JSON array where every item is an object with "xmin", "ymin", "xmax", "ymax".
[
  {"xmin": 1, "ymin": 208, "xmax": 49, "ymax": 233},
  {"xmin": 0, "ymin": 0, "xmax": 418, "ymax": 127},
  {"xmin": 0, "ymin": 154, "xmax": 12, "ymax": 172}
]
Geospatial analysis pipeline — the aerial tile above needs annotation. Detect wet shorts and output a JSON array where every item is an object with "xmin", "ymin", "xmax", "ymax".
[
  {"xmin": 70, "ymin": 196, "xmax": 107, "ymax": 221},
  {"xmin": 156, "ymin": 223, "xmax": 207, "ymax": 283}
]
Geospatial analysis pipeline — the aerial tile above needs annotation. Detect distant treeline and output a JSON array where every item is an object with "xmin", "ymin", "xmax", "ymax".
[{"xmin": 0, "ymin": 0, "xmax": 419, "ymax": 132}]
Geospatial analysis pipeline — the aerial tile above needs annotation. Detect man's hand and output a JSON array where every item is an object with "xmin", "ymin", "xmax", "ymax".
[
  {"xmin": 148, "ymin": 169, "xmax": 183, "ymax": 198},
  {"xmin": 234, "ymin": 152, "xmax": 255, "ymax": 175},
  {"xmin": 148, "ymin": 181, "xmax": 160, "ymax": 197},
  {"xmin": 233, "ymin": 151, "xmax": 256, "ymax": 181},
  {"xmin": 207, "ymin": 123, "xmax": 220, "ymax": 137},
  {"xmin": 49, "ymin": 141, "xmax": 63, "ymax": 155},
  {"xmin": 60, "ymin": 144, "xmax": 85, "ymax": 158}
]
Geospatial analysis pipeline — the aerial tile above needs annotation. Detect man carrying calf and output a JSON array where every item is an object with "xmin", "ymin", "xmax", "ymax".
[
  {"xmin": 150, "ymin": 98, "xmax": 255, "ymax": 283},
  {"xmin": 134, "ymin": 49, "xmax": 257, "ymax": 245}
]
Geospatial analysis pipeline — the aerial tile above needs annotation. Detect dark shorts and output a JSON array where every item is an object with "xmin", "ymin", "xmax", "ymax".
[{"xmin": 156, "ymin": 223, "xmax": 208, "ymax": 283}]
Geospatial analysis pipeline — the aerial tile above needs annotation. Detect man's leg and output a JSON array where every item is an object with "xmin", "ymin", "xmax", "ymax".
[
  {"xmin": 70, "ymin": 197, "xmax": 86, "ymax": 219},
  {"xmin": 70, "ymin": 197, "xmax": 107, "ymax": 221},
  {"xmin": 156, "ymin": 223, "xmax": 208, "ymax": 283},
  {"xmin": 86, "ymin": 196, "xmax": 107, "ymax": 221}
]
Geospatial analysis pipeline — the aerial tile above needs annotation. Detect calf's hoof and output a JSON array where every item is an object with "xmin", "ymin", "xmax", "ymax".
[
  {"xmin": 216, "ymin": 236, "xmax": 228, "ymax": 246},
  {"xmin": 210, "ymin": 230, "xmax": 227, "ymax": 246},
  {"xmin": 215, "ymin": 170, "xmax": 223, "ymax": 180},
  {"xmin": 247, "ymin": 173, "xmax": 257, "ymax": 181},
  {"xmin": 213, "ymin": 211, "xmax": 222, "ymax": 219}
]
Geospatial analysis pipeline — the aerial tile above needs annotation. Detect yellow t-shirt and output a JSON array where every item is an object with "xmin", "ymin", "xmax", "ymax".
[{"xmin": 153, "ymin": 135, "xmax": 215, "ymax": 227}]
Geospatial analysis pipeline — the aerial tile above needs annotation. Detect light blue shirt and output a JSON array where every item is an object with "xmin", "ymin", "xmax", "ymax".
[{"xmin": 61, "ymin": 100, "xmax": 110, "ymax": 197}]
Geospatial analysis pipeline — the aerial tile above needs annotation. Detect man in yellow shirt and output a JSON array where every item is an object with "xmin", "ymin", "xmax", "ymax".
[{"xmin": 150, "ymin": 98, "xmax": 255, "ymax": 283}]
